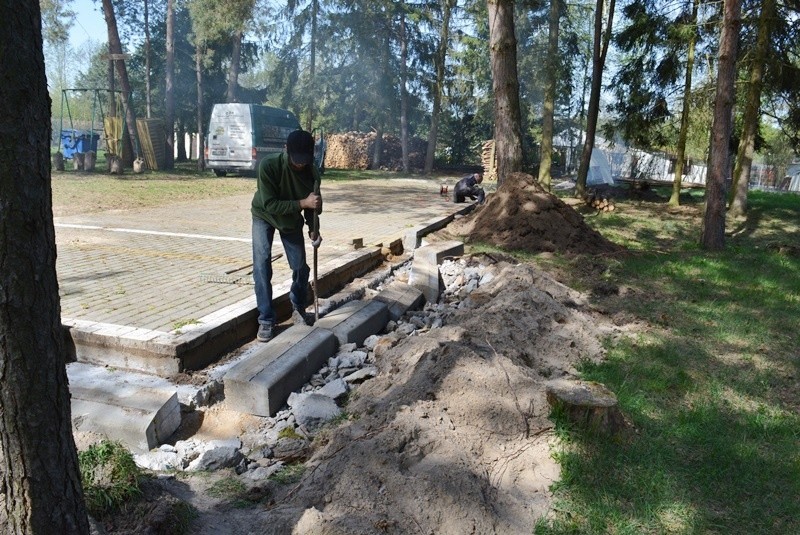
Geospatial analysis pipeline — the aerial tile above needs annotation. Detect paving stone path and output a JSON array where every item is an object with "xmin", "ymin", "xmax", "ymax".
[{"xmin": 54, "ymin": 178, "xmax": 462, "ymax": 333}]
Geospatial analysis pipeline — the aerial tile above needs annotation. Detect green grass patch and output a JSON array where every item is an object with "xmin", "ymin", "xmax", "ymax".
[
  {"xmin": 534, "ymin": 190, "xmax": 800, "ymax": 534},
  {"xmin": 277, "ymin": 426, "xmax": 304, "ymax": 440},
  {"xmin": 172, "ymin": 318, "xmax": 200, "ymax": 332},
  {"xmin": 79, "ymin": 440, "xmax": 142, "ymax": 516},
  {"xmin": 268, "ymin": 463, "xmax": 306, "ymax": 485},
  {"xmin": 161, "ymin": 501, "xmax": 198, "ymax": 534},
  {"xmin": 206, "ymin": 476, "xmax": 263, "ymax": 508}
]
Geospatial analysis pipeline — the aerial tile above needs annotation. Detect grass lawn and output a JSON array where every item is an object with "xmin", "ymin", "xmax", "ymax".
[
  {"xmin": 531, "ymin": 188, "xmax": 800, "ymax": 534},
  {"xmin": 50, "ymin": 162, "xmax": 455, "ymax": 217}
]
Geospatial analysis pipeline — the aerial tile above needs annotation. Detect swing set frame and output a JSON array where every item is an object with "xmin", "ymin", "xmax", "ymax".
[{"xmin": 57, "ymin": 88, "xmax": 134, "ymax": 159}]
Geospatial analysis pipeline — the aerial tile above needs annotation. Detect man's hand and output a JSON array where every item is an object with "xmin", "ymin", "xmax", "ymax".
[
  {"xmin": 300, "ymin": 192, "xmax": 321, "ymax": 210},
  {"xmin": 309, "ymin": 232, "xmax": 323, "ymax": 249}
]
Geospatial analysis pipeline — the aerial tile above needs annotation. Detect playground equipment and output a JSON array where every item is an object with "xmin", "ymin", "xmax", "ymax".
[{"xmin": 57, "ymin": 88, "xmax": 136, "ymax": 167}]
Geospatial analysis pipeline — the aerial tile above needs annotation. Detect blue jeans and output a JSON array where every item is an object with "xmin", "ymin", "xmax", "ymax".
[{"xmin": 252, "ymin": 217, "xmax": 310, "ymax": 325}]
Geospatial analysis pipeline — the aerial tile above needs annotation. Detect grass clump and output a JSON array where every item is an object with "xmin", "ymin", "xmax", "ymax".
[
  {"xmin": 269, "ymin": 463, "xmax": 306, "ymax": 485},
  {"xmin": 163, "ymin": 501, "xmax": 198, "ymax": 533},
  {"xmin": 277, "ymin": 426, "xmax": 303, "ymax": 440},
  {"xmin": 206, "ymin": 476, "xmax": 264, "ymax": 508},
  {"xmin": 79, "ymin": 440, "xmax": 142, "ymax": 516}
]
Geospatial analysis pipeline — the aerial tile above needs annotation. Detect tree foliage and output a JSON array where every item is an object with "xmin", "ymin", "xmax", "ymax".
[{"xmin": 44, "ymin": 0, "xmax": 800, "ymax": 173}]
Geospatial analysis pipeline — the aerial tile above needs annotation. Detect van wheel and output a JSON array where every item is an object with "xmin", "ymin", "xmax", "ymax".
[{"xmin": 213, "ymin": 170, "xmax": 227, "ymax": 177}]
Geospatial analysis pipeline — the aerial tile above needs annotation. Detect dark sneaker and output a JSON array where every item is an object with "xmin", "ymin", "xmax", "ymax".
[
  {"xmin": 256, "ymin": 323, "xmax": 273, "ymax": 342},
  {"xmin": 291, "ymin": 309, "xmax": 311, "ymax": 326}
]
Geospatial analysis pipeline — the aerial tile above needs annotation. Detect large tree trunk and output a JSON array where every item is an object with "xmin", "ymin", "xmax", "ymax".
[
  {"xmin": 488, "ymin": 0, "xmax": 524, "ymax": 185},
  {"xmin": 538, "ymin": 0, "xmax": 560, "ymax": 191},
  {"xmin": 400, "ymin": 6, "xmax": 410, "ymax": 174},
  {"xmin": 425, "ymin": 0, "xmax": 455, "ymax": 175},
  {"xmin": 701, "ymin": 0, "xmax": 740, "ymax": 250},
  {"xmin": 101, "ymin": 0, "xmax": 138, "ymax": 166},
  {"xmin": 305, "ymin": 0, "xmax": 318, "ymax": 130},
  {"xmin": 196, "ymin": 41, "xmax": 206, "ymax": 171},
  {"xmin": 175, "ymin": 120, "xmax": 187, "ymax": 162},
  {"xmin": 576, "ymin": 0, "xmax": 615, "ymax": 198},
  {"xmin": 144, "ymin": 0, "xmax": 152, "ymax": 118},
  {"xmin": 371, "ymin": 32, "xmax": 391, "ymax": 170},
  {"xmin": 669, "ymin": 0, "xmax": 699, "ymax": 206},
  {"xmin": 164, "ymin": 0, "xmax": 175, "ymax": 169},
  {"xmin": 729, "ymin": 0, "xmax": 773, "ymax": 217},
  {"xmin": 0, "ymin": 1, "xmax": 89, "ymax": 532},
  {"xmin": 372, "ymin": 125, "xmax": 384, "ymax": 169},
  {"xmin": 226, "ymin": 29, "xmax": 243, "ymax": 103}
]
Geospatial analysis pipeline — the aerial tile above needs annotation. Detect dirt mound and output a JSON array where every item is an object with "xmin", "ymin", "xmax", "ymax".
[
  {"xmin": 261, "ymin": 258, "xmax": 610, "ymax": 534},
  {"xmin": 324, "ymin": 131, "xmax": 427, "ymax": 171},
  {"xmin": 91, "ymin": 257, "xmax": 625, "ymax": 534},
  {"xmin": 450, "ymin": 172, "xmax": 622, "ymax": 255}
]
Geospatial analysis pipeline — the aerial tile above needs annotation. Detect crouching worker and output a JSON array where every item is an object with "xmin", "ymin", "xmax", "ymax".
[
  {"xmin": 453, "ymin": 172, "xmax": 485, "ymax": 204},
  {"xmin": 252, "ymin": 130, "xmax": 322, "ymax": 343}
]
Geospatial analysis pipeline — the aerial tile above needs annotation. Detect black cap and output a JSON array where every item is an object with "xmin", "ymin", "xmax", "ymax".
[{"xmin": 287, "ymin": 130, "xmax": 314, "ymax": 166}]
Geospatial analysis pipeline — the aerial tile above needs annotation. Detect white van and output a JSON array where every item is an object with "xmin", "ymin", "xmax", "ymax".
[{"xmin": 206, "ymin": 103, "xmax": 301, "ymax": 177}]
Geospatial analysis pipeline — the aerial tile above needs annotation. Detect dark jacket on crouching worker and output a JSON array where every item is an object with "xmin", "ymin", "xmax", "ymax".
[{"xmin": 453, "ymin": 173, "xmax": 485, "ymax": 204}]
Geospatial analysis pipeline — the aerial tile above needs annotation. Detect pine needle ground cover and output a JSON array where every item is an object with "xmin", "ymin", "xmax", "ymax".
[{"xmin": 535, "ymin": 190, "xmax": 800, "ymax": 534}]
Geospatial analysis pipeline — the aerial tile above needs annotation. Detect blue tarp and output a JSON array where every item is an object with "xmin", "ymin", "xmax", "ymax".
[{"xmin": 61, "ymin": 129, "xmax": 99, "ymax": 159}]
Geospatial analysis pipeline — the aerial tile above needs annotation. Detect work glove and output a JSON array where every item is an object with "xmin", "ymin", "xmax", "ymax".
[{"xmin": 310, "ymin": 233, "xmax": 323, "ymax": 249}]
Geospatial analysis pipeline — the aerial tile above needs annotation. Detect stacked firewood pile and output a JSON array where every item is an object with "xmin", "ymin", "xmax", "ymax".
[
  {"xmin": 481, "ymin": 140, "xmax": 497, "ymax": 182},
  {"xmin": 324, "ymin": 131, "xmax": 427, "ymax": 170},
  {"xmin": 324, "ymin": 132, "xmax": 372, "ymax": 169},
  {"xmin": 584, "ymin": 189, "xmax": 616, "ymax": 212}
]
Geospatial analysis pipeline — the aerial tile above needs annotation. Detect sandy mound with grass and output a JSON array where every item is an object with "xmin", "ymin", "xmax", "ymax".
[
  {"xmin": 109, "ymin": 256, "xmax": 615, "ymax": 535},
  {"xmin": 449, "ymin": 172, "xmax": 622, "ymax": 255},
  {"xmin": 91, "ymin": 256, "xmax": 622, "ymax": 534}
]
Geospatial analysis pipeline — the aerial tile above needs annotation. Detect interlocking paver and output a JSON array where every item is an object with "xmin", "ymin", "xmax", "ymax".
[{"xmin": 55, "ymin": 178, "xmax": 463, "ymax": 333}]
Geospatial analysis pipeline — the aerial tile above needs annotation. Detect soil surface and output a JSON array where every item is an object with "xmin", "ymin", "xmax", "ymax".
[{"xmin": 91, "ymin": 176, "xmax": 628, "ymax": 534}]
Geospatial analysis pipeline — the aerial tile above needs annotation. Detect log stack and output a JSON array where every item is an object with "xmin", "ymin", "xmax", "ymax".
[
  {"xmin": 325, "ymin": 132, "xmax": 374, "ymax": 170},
  {"xmin": 324, "ymin": 131, "xmax": 426, "ymax": 170},
  {"xmin": 481, "ymin": 140, "xmax": 497, "ymax": 182},
  {"xmin": 584, "ymin": 189, "xmax": 616, "ymax": 212}
]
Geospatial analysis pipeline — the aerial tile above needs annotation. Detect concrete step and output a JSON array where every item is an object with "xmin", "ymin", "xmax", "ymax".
[
  {"xmin": 408, "ymin": 241, "xmax": 465, "ymax": 304},
  {"xmin": 315, "ymin": 299, "xmax": 389, "ymax": 346},
  {"xmin": 374, "ymin": 281, "xmax": 425, "ymax": 321},
  {"xmin": 403, "ymin": 204, "xmax": 475, "ymax": 251},
  {"xmin": 68, "ymin": 363, "xmax": 181, "ymax": 453},
  {"xmin": 223, "ymin": 325, "xmax": 338, "ymax": 417}
]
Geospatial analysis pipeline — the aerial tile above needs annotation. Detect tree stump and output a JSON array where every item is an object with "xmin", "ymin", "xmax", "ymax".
[
  {"xmin": 546, "ymin": 379, "xmax": 630, "ymax": 435},
  {"xmin": 52, "ymin": 151, "xmax": 64, "ymax": 171},
  {"xmin": 84, "ymin": 151, "xmax": 96, "ymax": 171},
  {"xmin": 108, "ymin": 155, "xmax": 123, "ymax": 175},
  {"xmin": 72, "ymin": 152, "xmax": 85, "ymax": 171},
  {"xmin": 133, "ymin": 157, "xmax": 145, "ymax": 174}
]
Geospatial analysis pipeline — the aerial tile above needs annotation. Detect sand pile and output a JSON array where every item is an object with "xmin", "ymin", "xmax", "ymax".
[{"xmin": 450, "ymin": 172, "xmax": 622, "ymax": 255}]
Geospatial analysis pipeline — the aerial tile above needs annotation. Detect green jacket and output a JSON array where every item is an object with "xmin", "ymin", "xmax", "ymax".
[{"xmin": 251, "ymin": 152, "xmax": 321, "ymax": 233}]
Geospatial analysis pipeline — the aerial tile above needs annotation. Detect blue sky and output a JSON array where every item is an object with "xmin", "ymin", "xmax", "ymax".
[{"xmin": 69, "ymin": 0, "xmax": 106, "ymax": 48}]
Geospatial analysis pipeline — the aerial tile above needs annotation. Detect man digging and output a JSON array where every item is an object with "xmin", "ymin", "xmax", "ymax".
[
  {"xmin": 453, "ymin": 172, "xmax": 486, "ymax": 204},
  {"xmin": 251, "ymin": 130, "xmax": 322, "ymax": 342}
]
